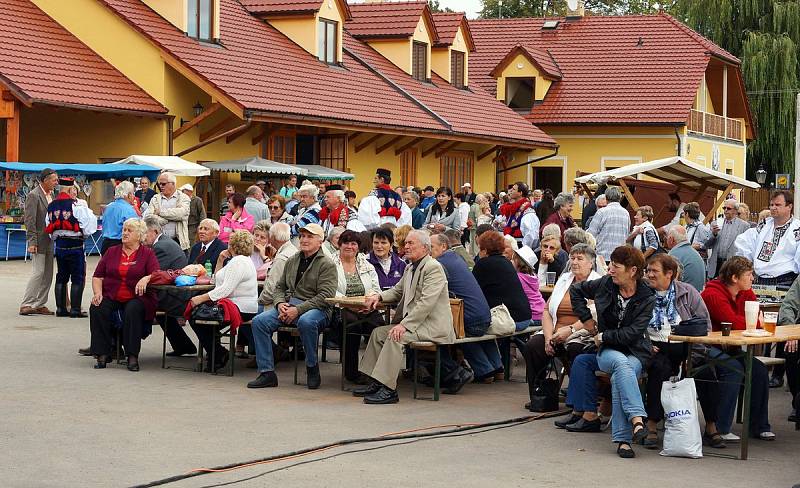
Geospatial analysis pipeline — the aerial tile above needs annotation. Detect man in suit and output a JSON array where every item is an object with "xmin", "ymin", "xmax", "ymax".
[
  {"xmin": 180, "ymin": 183, "xmax": 206, "ymax": 247},
  {"xmin": 135, "ymin": 176, "xmax": 156, "ymax": 206},
  {"xmin": 143, "ymin": 216, "xmax": 197, "ymax": 356},
  {"xmin": 187, "ymin": 219, "xmax": 227, "ymax": 272},
  {"xmin": 354, "ymin": 230, "xmax": 456, "ymax": 404},
  {"xmin": 20, "ymin": 168, "xmax": 59, "ymax": 316},
  {"xmin": 706, "ymin": 199, "xmax": 751, "ymax": 279}
]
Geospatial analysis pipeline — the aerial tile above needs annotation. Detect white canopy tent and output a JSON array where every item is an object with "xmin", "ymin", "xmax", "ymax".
[
  {"xmin": 112, "ymin": 155, "xmax": 210, "ymax": 177},
  {"xmin": 296, "ymin": 164, "xmax": 354, "ymax": 181},
  {"xmin": 202, "ymin": 157, "xmax": 307, "ymax": 176},
  {"xmin": 574, "ymin": 156, "xmax": 760, "ymax": 224}
]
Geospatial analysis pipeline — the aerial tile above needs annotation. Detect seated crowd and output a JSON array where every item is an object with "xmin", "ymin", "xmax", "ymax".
[{"xmin": 75, "ymin": 173, "xmax": 798, "ymax": 461}]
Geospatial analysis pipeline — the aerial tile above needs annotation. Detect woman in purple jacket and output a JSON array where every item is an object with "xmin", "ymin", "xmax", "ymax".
[
  {"xmin": 366, "ymin": 227, "xmax": 406, "ymax": 290},
  {"xmin": 89, "ymin": 218, "xmax": 159, "ymax": 371}
]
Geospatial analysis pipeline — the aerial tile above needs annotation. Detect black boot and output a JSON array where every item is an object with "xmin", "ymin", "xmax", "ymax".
[
  {"xmin": 69, "ymin": 281, "xmax": 87, "ymax": 318},
  {"xmin": 54, "ymin": 283, "xmax": 70, "ymax": 317}
]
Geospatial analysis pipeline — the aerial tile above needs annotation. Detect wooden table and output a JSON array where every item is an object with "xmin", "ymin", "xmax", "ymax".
[
  {"xmin": 669, "ymin": 325, "xmax": 800, "ymax": 460},
  {"xmin": 325, "ymin": 296, "xmax": 393, "ymax": 391},
  {"xmin": 539, "ymin": 285, "xmax": 554, "ymax": 300}
]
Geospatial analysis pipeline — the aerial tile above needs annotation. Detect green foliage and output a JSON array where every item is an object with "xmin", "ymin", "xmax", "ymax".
[
  {"xmin": 478, "ymin": 0, "xmax": 674, "ymax": 17},
  {"xmin": 428, "ymin": 1, "xmax": 453, "ymax": 13}
]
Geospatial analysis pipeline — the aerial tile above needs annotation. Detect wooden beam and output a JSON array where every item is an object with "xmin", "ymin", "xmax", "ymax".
[
  {"xmin": 689, "ymin": 184, "xmax": 709, "ymax": 203},
  {"xmin": 493, "ymin": 147, "xmax": 514, "ymax": 162},
  {"xmin": 349, "ymin": 131, "xmax": 363, "ymax": 141},
  {"xmin": 0, "ymin": 91, "xmax": 15, "ymax": 118},
  {"xmin": 659, "ymin": 166, "xmax": 714, "ymax": 189},
  {"xmin": 172, "ymin": 102, "xmax": 221, "ymax": 139},
  {"xmin": 355, "ymin": 133, "xmax": 382, "ymax": 153},
  {"xmin": 176, "ymin": 122, "xmax": 251, "ymax": 157},
  {"xmin": 478, "ymin": 145, "xmax": 501, "ymax": 161},
  {"xmin": 436, "ymin": 142, "xmax": 460, "ymax": 158},
  {"xmin": 200, "ymin": 115, "xmax": 237, "ymax": 142},
  {"xmin": 376, "ymin": 135, "xmax": 404, "ymax": 154},
  {"xmin": 580, "ymin": 183, "xmax": 594, "ymax": 199},
  {"xmin": 703, "ymin": 183, "xmax": 735, "ymax": 224},
  {"xmin": 618, "ymin": 179, "xmax": 639, "ymax": 210},
  {"xmin": 395, "ymin": 137, "xmax": 423, "ymax": 156},
  {"xmin": 4, "ymin": 100, "xmax": 19, "ymax": 161},
  {"xmin": 226, "ymin": 122, "xmax": 253, "ymax": 144},
  {"xmin": 421, "ymin": 140, "xmax": 447, "ymax": 158},
  {"xmin": 251, "ymin": 123, "xmax": 272, "ymax": 146}
]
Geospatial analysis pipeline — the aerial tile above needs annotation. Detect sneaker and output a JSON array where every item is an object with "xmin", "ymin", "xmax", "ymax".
[
  {"xmin": 757, "ymin": 431, "xmax": 776, "ymax": 441},
  {"xmin": 769, "ymin": 376, "xmax": 784, "ymax": 388},
  {"xmin": 247, "ymin": 371, "xmax": 278, "ymax": 388},
  {"xmin": 720, "ymin": 432, "xmax": 740, "ymax": 442}
]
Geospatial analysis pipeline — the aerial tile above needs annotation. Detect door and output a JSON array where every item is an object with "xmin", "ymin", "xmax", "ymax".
[{"xmin": 533, "ymin": 167, "xmax": 562, "ymax": 194}]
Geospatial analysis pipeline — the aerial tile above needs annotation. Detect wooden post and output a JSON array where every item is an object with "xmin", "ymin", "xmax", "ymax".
[
  {"xmin": 3, "ymin": 98, "xmax": 19, "ymax": 162},
  {"xmin": 618, "ymin": 179, "xmax": 639, "ymax": 210},
  {"xmin": 703, "ymin": 183, "xmax": 735, "ymax": 224}
]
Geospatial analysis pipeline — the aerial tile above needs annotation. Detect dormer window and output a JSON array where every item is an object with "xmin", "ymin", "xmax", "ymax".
[
  {"xmin": 412, "ymin": 41, "xmax": 428, "ymax": 81},
  {"xmin": 505, "ymin": 77, "xmax": 534, "ymax": 111},
  {"xmin": 451, "ymin": 51, "xmax": 465, "ymax": 89},
  {"xmin": 188, "ymin": 0, "xmax": 214, "ymax": 41},
  {"xmin": 318, "ymin": 19, "xmax": 338, "ymax": 64}
]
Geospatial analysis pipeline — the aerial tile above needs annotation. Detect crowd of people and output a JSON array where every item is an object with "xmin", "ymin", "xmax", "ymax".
[{"xmin": 18, "ymin": 167, "xmax": 799, "ymax": 459}]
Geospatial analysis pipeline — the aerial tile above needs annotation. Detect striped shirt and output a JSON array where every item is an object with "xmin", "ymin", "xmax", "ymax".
[{"xmin": 587, "ymin": 202, "xmax": 631, "ymax": 260}]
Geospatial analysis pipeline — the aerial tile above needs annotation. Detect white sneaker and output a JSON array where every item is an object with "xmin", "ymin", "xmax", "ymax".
[
  {"xmin": 758, "ymin": 431, "xmax": 776, "ymax": 441},
  {"xmin": 720, "ymin": 432, "xmax": 740, "ymax": 442}
]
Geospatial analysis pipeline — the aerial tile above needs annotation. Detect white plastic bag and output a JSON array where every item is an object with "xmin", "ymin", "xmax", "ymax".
[{"xmin": 659, "ymin": 377, "xmax": 703, "ymax": 458}]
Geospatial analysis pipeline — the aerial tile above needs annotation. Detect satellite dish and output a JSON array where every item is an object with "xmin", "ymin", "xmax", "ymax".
[{"xmin": 566, "ymin": 0, "xmax": 579, "ymax": 10}]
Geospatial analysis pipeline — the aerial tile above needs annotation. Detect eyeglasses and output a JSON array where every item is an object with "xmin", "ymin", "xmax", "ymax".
[
  {"xmin": 157, "ymin": 182, "xmax": 170, "ymax": 187},
  {"xmin": 269, "ymin": 205, "xmax": 282, "ymax": 210},
  {"xmin": 542, "ymin": 244, "xmax": 559, "ymax": 251},
  {"xmin": 723, "ymin": 206, "xmax": 735, "ymax": 210}
]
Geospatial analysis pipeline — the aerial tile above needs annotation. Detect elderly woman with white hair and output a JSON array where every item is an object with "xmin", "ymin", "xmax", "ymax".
[
  {"xmin": 89, "ymin": 218, "xmax": 159, "ymax": 371},
  {"xmin": 541, "ymin": 191, "xmax": 576, "ymax": 249},
  {"xmin": 100, "ymin": 180, "xmax": 139, "ymax": 254},
  {"xmin": 290, "ymin": 183, "xmax": 323, "ymax": 239}
]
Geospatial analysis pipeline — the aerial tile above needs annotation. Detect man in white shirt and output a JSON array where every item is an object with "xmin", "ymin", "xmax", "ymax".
[
  {"xmin": 357, "ymin": 169, "xmax": 410, "ymax": 229},
  {"xmin": 587, "ymin": 186, "xmax": 630, "ymax": 262},
  {"xmin": 735, "ymin": 190, "xmax": 800, "ymax": 286},
  {"xmin": 455, "ymin": 192, "xmax": 471, "ymax": 245}
]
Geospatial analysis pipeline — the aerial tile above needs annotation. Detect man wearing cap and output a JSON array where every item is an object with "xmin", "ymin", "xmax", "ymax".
[
  {"xmin": 248, "ymin": 223, "xmax": 337, "ymax": 389},
  {"xmin": 357, "ymin": 169, "xmax": 409, "ymax": 230},
  {"xmin": 44, "ymin": 177, "xmax": 98, "ymax": 317},
  {"xmin": 180, "ymin": 183, "xmax": 206, "ymax": 247},
  {"xmin": 462, "ymin": 183, "xmax": 476, "ymax": 205},
  {"xmin": 320, "ymin": 184, "xmax": 364, "ymax": 236},
  {"xmin": 420, "ymin": 186, "xmax": 436, "ymax": 211},
  {"xmin": 20, "ymin": 168, "xmax": 60, "ymax": 315}
]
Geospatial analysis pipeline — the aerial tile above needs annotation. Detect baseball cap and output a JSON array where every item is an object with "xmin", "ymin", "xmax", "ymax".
[
  {"xmin": 179, "ymin": 183, "xmax": 194, "ymax": 192},
  {"xmin": 463, "ymin": 183, "xmax": 471, "ymax": 188},
  {"xmin": 513, "ymin": 245, "xmax": 538, "ymax": 269},
  {"xmin": 299, "ymin": 223, "xmax": 325, "ymax": 238}
]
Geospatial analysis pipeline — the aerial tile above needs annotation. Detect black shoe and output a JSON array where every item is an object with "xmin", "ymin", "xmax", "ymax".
[
  {"xmin": 364, "ymin": 386, "xmax": 399, "ymax": 404},
  {"xmin": 247, "ymin": 371, "xmax": 278, "ymax": 388},
  {"xmin": 79, "ymin": 347, "xmax": 93, "ymax": 356},
  {"xmin": 69, "ymin": 309, "xmax": 87, "ymax": 318},
  {"xmin": 444, "ymin": 367, "xmax": 474, "ymax": 395},
  {"xmin": 616, "ymin": 442, "xmax": 636, "ymax": 458},
  {"xmin": 554, "ymin": 413, "xmax": 582, "ymax": 429},
  {"xmin": 788, "ymin": 409, "xmax": 797, "ymax": 423},
  {"xmin": 307, "ymin": 365, "xmax": 321, "ymax": 389},
  {"xmin": 769, "ymin": 376, "xmax": 784, "ymax": 388},
  {"xmin": 353, "ymin": 382, "xmax": 382, "ymax": 397},
  {"xmin": 565, "ymin": 417, "xmax": 602, "ymax": 433},
  {"xmin": 127, "ymin": 356, "xmax": 140, "ymax": 372},
  {"xmin": 204, "ymin": 350, "xmax": 229, "ymax": 373},
  {"xmin": 69, "ymin": 281, "xmax": 86, "ymax": 318},
  {"xmin": 166, "ymin": 349, "xmax": 196, "ymax": 357},
  {"xmin": 94, "ymin": 355, "xmax": 110, "ymax": 369}
]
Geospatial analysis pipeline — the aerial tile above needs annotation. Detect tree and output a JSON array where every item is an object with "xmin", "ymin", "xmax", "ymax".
[
  {"xmin": 428, "ymin": 1, "xmax": 453, "ymax": 13},
  {"xmin": 674, "ymin": 0, "xmax": 800, "ymax": 176},
  {"xmin": 478, "ymin": 0, "xmax": 673, "ymax": 18}
]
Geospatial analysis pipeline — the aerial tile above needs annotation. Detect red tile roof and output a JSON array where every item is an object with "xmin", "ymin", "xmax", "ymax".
[
  {"xmin": 0, "ymin": 0, "xmax": 166, "ymax": 114},
  {"xmin": 431, "ymin": 12, "xmax": 474, "ymax": 51},
  {"xmin": 470, "ymin": 14, "xmax": 743, "ymax": 126},
  {"xmin": 489, "ymin": 44, "xmax": 561, "ymax": 80},
  {"xmin": 346, "ymin": 1, "xmax": 438, "ymax": 42},
  {"xmin": 240, "ymin": 0, "xmax": 351, "ymax": 19},
  {"xmin": 98, "ymin": 0, "xmax": 554, "ymax": 148}
]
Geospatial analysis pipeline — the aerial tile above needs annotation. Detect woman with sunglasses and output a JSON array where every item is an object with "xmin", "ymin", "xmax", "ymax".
[{"xmin": 267, "ymin": 195, "xmax": 292, "ymax": 225}]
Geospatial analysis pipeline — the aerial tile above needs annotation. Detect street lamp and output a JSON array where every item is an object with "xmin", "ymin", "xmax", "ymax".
[{"xmin": 755, "ymin": 164, "xmax": 767, "ymax": 187}]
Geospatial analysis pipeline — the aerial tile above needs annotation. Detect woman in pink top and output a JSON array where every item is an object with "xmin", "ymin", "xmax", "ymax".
[
  {"xmin": 505, "ymin": 241, "xmax": 545, "ymax": 323},
  {"xmin": 219, "ymin": 192, "xmax": 255, "ymax": 243}
]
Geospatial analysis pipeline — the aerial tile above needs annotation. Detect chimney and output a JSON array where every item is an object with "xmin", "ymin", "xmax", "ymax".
[{"xmin": 566, "ymin": 0, "xmax": 585, "ymax": 20}]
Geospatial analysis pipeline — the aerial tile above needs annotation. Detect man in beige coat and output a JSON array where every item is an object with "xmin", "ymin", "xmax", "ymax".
[
  {"xmin": 20, "ymin": 168, "xmax": 59, "ymax": 315},
  {"xmin": 144, "ymin": 172, "xmax": 191, "ymax": 251},
  {"xmin": 356, "ymin": 230, "xmax": 455, "ymax": 404}
]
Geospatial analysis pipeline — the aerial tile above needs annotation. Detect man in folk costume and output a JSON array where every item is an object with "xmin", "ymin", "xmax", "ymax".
[
  {"xmin": 358, "ymin": 169, "xmax": 410, "ymax": 230},
  {"xmin": 45, "ymin": 177, "xmax": 98, "ymax": 317},
  {"xmin": 735, "ymin": 189, "xmax": 800, "ymax": 287},
  {"xmin": 499, "ymin": 181, "xmax": 540, "ymax": 249},
  {"xmin": 319, "ymin": 185, "xmax": 364, "ymax": 236}
]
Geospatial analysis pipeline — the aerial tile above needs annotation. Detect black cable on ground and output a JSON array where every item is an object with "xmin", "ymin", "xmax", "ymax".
[{"xmin": 130, "ymin": 409, "xmax": 569, "ymax": 488}]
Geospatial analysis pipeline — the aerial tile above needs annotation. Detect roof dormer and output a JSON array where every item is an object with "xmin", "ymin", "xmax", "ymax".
[
  {"xmin": 142, "ymin": 0, "xmax": 221, "ymax": 42},
  {"xmin": 490, "ymin": 44, "xmax": 561, "ymax": 111},
  {"xmin": 241, "ymin": 0, "xmax": 352, "ymax": 64},
  {"xmin": 431, "ymin": 12, "xmax": 475, "ymax": 88},
  {"xmin": 346, "ymin": 1, "xmax": 439, "ymax": 80}
]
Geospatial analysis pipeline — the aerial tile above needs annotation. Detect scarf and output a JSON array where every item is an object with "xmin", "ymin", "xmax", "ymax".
[
  {"xmin": 45, "ymin": 192, "xmax": 81, "ymax": 234},
  {"xmin": 371, "ymin": 184, "xmax": 402, "ymax": 219},
  {"xmin": 649, "ymin": 282, "xmax": 678, "ymax": 331},
  {"xmin": 318, "ymin": 204, "xmax": 349, "ymax": 227},
  {"xmin": 501, "ymin": 198, "xmax": 532, "ymax": 238}
]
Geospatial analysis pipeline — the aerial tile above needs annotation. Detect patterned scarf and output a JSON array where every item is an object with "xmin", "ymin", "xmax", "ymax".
[
  {"xmin": 649, "ymin": 282, "xmax": 677, "ymax": 331},
  {"xmin": 318, "ymin": 204, "xmax": 349, "ymax": 227},
  {"xmin": 501, "ymin": 198, "xmax": 532, "ymax": 238}
]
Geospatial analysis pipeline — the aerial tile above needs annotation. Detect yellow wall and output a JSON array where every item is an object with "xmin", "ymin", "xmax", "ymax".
[
  {"xmin": 684, "ymin": 133, "xmax": 746, "ymax": 182},
  {"xmin": 368, "ymin": 39, "xmax": 412, "ymax": 74},
  {"xmin": 143, "ymin": 0, "xmax": 187, "ymax": 31},
  {"xmin": 431, "ymin": 26, "xmax": 469, "ymax": 86},
  {"xmin": 495, "ymin": 54, "xmax": 552, "ymax": 102},
  {"xmin": 270, "ymin": 17, "xmax": 318, "ymax": 59},
  {"xmin": 412, "ymin": 17, "xmax": 432, "ymax": 79}
]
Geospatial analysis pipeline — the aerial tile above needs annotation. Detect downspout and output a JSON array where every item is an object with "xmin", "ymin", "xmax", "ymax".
[
  {"xmin": 496, "ymin": 146, "xmax": 559, "ymax": 174},
  {"xmin": 167, "ymin": 115, "xmax": 175, "ymax": 156},
  {"xmin": 675, "ymin": 128, "xmax": 682, "ymax": 157}
]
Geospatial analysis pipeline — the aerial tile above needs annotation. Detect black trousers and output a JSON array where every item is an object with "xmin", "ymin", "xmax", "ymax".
[
  {"xmin": 646, "ymin": 342, "xmax": 719, "ymax": 423},
  {"xmin": 90, "ymin": 297, "xmax": 146, "ymax": 357},
  {"xmin": 523, "ymin": 333, "xmax": 587, "ymax": 382},
  {"xmin": 785, "ymin": 349, "xmax": 800, "ymax": 399},
  {"xmin": 190, "ymin": 309, "xmax": 255, "ymax": 363},
  {"xmin": 158, "ymin": 315, "xmax": 196, "ymax": 354},
  {"xmin": 100, "ymin": 238, "xmax": 121, "ymax": 256}
]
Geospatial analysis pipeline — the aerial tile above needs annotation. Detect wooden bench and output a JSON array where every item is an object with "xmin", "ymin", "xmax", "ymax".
[
  {"xmin": 192, "ymin": 318, "xmax": 251, "ymax": 377},
  {"xmin": 409, "ymin": 325, "xmax": 542, "ymax": 401},
  {"xmin": 755, "ymin": 356, "xmax": 785, "ymax": 367},
  {"xmin": 277, "ymin": 325, "xmax": 337, "ymax": 386}
]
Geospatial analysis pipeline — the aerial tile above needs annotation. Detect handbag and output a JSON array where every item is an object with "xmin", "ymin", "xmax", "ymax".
[
  {"xmin": 673, "ymin": 317, "xmax": 709, "ymax": 337},
  {"xmin": 191, "ymin": 301, "xmax": 225, "ymax": 322},
  {"xmin": 487, "ymin": 303, "xmax": 515, "ymax": 336},
  {"xmin": 149, "ymin": 269, "xmax": 183, "ymax": 286},
  {"xmin": 528, "ymin": 358, "xmax": 560, "ymax": 412}
]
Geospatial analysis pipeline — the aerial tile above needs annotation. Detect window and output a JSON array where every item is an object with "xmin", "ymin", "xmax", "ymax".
[
  {"xmin": 271, "ymin": 134, "xmax": 296, "ymax": 164},
  {"xmin": 451, "ymin": 51, "xmax": 465, "ymax": 89},
  {"xmin": 317, "ymin": 19, "xmax": 338, "ymax": 64},
  {"xmin": 440, "ymin": 151, "xmax": 473, "ymax": 191},
  {"xmin": 505, "ymin": 77, "xmax": 534, "ymax": 111},
  {"xmin": 318, "ymin": 135, "xmax": 346, "ymax": 172},
  {"xmin": 188, "ymin": 0, "xmax": 214, "ymax": 41},
  {"xmin": 400, "ymin": 149, "xmax": 417, "ymax": 187},
  {"xmin": 412, "ymin": 41, "xmax": 427, "ymax": 81}
]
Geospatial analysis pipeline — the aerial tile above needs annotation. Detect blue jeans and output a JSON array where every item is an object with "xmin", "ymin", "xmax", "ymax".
[
  {"xmin": 596, "ymin": 348, "xmax": 646, "ymax": 443},
  {"xmin": 566, "ymin": 353, "xmax": 599, "ymax": 413},
  {"xmin": 712, "ymin": 348, "xmax": 772, "ymax": 435},
  {"xmin": 462, "ymin": 320, "xmax": 501, "ymax": 378},
  {"xmin": 252, "ymin": 302, "xmax": 328, "ymax": 372}
]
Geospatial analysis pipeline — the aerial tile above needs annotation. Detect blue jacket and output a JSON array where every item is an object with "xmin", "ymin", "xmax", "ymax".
[
  {"xmin": 101, "ymin": 198, "xmax": 138, "ymax": 239},
  {"xmin": 411, "ymin": 207, "xmax": 425, "ymax": 229},
  {"xmin": 668, "ymin": 241, "xmax": 707, "ymax": 292},
  {"xmin": 437, "ymin": 251, "xmax": 491, "ymax": 330}
]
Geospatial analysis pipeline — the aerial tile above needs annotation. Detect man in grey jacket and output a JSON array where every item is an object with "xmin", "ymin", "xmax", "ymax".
[
  {"xmin": 20, "ymin": 168, "xmax": 59, "ymax": 315},
  {"xmin": 248, "ymin": 223, "xmax": 337, "ymax": 390},
  {"xmin": 706, "ymin": 199, "xmax": 750, "ymax": 279}
]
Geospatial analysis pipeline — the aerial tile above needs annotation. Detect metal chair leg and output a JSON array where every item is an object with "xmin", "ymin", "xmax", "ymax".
[
  {"xmin": 161, "ymin": 326, "xmax": 167, "ymax": 369},
  {"xmin": 412, "ymin": 348, "xmax": 418, "ymax": 400},
  {"xmin": 116, "ymin": 329, "xmax": 122, "ymax": 365},
  {"xmin": 228, "ymin": 329, "xmax": 236, "ymax": 377},
  {"xmin": 503, "ymin": 339, "xmax": 512, "ymax": 381},
  {"xmin": 293, "ymin": 335, "xmax": 299, "ymax": 385},
  {"xmin": 433, "ymin": 347, "xmax": 441, "ymax": 401}
]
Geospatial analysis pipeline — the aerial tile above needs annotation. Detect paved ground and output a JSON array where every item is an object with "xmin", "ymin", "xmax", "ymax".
[{"xmin": 1, "ymin": 257, "xmax": 799, "ymax": 488}]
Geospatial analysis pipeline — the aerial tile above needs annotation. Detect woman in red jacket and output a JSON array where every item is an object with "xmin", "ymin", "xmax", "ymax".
[{"xmin": 700, "ymin": 256, "xmax": 775, "ymax": 441}]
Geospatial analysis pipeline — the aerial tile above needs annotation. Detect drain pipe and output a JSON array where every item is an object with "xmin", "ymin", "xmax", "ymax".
[{"xmin": 496, "ymin": 146, "xmax": 560, "ymax": 175}]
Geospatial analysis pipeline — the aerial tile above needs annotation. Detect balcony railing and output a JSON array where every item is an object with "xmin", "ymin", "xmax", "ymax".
[{"xmin": 687, "ymin": 109, "xmax": 743, "ymax": 142}]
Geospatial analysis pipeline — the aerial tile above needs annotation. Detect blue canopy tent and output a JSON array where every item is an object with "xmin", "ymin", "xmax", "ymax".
[{"xmin": 0, "ymin": 162, "xmax": 160, "ymax": 181}]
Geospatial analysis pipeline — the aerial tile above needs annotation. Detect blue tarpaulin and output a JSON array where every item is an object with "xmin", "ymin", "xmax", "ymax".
[{"xmin": 0, "ymin": 162, "xmax": 160, "ymax": 181}]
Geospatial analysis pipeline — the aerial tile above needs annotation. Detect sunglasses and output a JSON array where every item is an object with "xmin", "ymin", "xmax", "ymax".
[
  {"xmin": 723, "ymin": 206, "xmax": 735, "ymax": 210},
  {"xmin": 157, "ymin": 182, "xmax": 171, "ymax": 186},
  {"xmin": 269, "ymin": 205, "xmax": 282, "ymax": 210}
]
